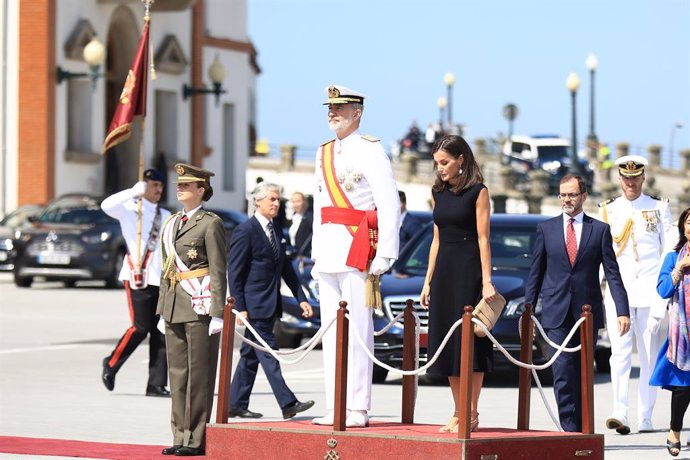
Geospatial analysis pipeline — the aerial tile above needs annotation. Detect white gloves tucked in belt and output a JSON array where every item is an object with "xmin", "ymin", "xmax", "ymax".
[
  {"xmin": 157, "ymin": 317, "xmax": 166, "ymax": 334},
  {"xmin": 646, "ymin": 316, "xmax": 662, "ymax": 335},
  {"xmin": 369, "ymin": 256, "xmax": 393, "ymax": 276},
  {"xmin": 208, "ymin": 317, "xmax": 224, "ymax": 336}
]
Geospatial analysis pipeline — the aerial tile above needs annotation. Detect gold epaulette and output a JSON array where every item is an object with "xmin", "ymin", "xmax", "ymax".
[
  {"xmin": 649, "ymin": 195, "xmax": 669, "ymax": 202},
  {"xmin": 598, "ymin": 198, "xmax": 614, "ymax": 208},
  {"xmin": 361, "ymin": 134, "xmax": 379, "ymax": 142},
  {"xmin": 321, "ymin": 138, "xmax": 335, "ymax": 146}
]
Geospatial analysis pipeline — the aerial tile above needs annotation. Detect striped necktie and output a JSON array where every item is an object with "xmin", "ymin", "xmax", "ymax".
[{"xmin": 267, "ymin": 221, "xmax": 279, "ymax": 261}]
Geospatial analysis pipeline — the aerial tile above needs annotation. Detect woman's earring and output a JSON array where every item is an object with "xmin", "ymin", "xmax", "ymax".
[{"xmin": 458, "ymin": 168, "xmax": 463, "ymax": 175}]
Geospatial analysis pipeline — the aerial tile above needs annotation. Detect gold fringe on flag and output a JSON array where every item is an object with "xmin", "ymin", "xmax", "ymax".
[{"xmin": 365, "ymin": 274, "xmax": 383, "ymax": 310}]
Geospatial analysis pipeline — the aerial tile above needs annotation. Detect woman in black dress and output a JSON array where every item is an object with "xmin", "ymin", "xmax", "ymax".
[{"xmin": 420, "ymin": 135, "xmax": 496, "ymax": 433}]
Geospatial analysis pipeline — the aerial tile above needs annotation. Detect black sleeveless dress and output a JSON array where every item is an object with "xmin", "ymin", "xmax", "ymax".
[{"xmin": 427, "ymin": 183, "xmax": 493, "ymax": 375}]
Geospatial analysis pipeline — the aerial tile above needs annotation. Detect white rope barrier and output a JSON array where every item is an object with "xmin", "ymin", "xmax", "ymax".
[{"xmin": 231, "ymin": 309, "xmax": 337, "ymax": 365}]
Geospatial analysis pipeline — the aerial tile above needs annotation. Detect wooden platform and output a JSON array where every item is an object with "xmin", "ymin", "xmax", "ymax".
[{"xmin": 206, "ymin": 420, "xmax": 604, "ymax": 459}]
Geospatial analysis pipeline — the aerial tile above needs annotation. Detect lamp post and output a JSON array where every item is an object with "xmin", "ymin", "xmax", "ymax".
[
  {"xmin": 437, "ymin": 97, "xmax": 447, "ymax": 135},
  {"xmin": 444, "ymin": 72, "xmax": 455, "ymax": 131},
  {"xmin": 502, "ymin": 103, "xmax": 519, "ymax": 140},
  {"xmin": 56, "ymin": 37, "xmax": 106, "ymax": 90},
  {"xmin": 670, "ymin": 121, "xmax": 685, "ymax": 161},
  {"xmin": 183, "ymin": 54, "xmax": 227, "ymax": 106},
  {"xmin": 566, "ymin": 72, "xmax": 581, "ymax": 175},
  {"xmin": 585, "ymin": 53, "xmax": 598, "ymax": 161}
]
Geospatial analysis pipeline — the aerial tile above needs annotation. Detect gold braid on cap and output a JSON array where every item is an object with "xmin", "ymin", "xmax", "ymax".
[{"xmin": 328, "ymin": 86, "xmax": 340, "ymax": 98}]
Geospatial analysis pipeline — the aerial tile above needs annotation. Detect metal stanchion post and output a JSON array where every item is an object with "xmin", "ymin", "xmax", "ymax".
[
  {"xmin": 216, "ymin": 297, "xmax": 237, "ymax": 424},
  {"xmin": 457, "ymin": 305, "xmax": 474, "ymax": 439},
  {"xmin": 401, "ymin": 299, "xmax": 416, "ymax": 423},
  {"xmin": 580, "ymin": 305, "xmax": 595, "ymax": 434},
  {"xmin": 334, "ymin": 301, "xmax": 349, "ymax": 431},
  {"xmin": 517, "ymin": 303, "xmax": 534, "ymax": 430}
]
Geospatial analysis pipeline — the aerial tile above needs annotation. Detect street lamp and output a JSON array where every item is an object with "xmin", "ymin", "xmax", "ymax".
[
  {"xmin": 437, "ymin": 97, "xmax": 447, "ymax": 135},
  {"xmin": 183, "ymin": 53, "xmax": 227, "ymax": 106},
  {"xmin": 585, "ymin": 53, "xmax": 598, "ymax": 161},
  {"xmin": 444, "ymin": 72, "xmax": 455, "ymax": 130},
  {"xmin": 566, "ymin": 72, "xmax": 582, "ymax": 175},
  {"xmin": 56, "ymin": 37, "xmax": 106, "ymax": 90},
  {"xmin": 670, "ymin": 121, "xmax": 685, "ymax": 160},
  {"xmin": 502, "ymin": 103, "xmax": 519, "ymax": 140}
]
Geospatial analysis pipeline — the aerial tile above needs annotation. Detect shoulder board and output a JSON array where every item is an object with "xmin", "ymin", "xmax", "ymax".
[
  {"xmin": 598, "ymin": 198, "xmax": 614, "ymax": 208},
  {"xmin": 320, "ymin": 138, "xmax": 335, "ymax": 147},
  {"xmin": 648, "ymin": 195, "xmax": 669, "ymax": 202},
  {"xmin": 361, "ymin": 134, "xmax": 379, "ymax": 142}
]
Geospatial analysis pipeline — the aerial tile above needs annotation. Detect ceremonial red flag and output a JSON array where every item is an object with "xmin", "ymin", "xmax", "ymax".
[{"xmin": 101, "ymin": 18, "xmax": 150, "ymax": 153}]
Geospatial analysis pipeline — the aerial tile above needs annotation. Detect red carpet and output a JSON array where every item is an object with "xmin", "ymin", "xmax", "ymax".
[{"xmin": 0, "ymin": 436, "xmax": 174, "ymax": 459}]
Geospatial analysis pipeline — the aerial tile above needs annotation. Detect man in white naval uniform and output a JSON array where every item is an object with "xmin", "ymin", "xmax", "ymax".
[
  {"xmin": 100, "ymin": 169, "xmax": 172, "ymax": 396},
  {"xmin": 599, "ymin": 155, "xmax": 674, "ymax": 434},
  {"xmin": 311, "ymin": 85, "xmax": 400, "ymax": 428}
]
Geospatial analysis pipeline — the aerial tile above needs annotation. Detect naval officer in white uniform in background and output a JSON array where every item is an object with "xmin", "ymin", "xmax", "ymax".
[{"xmin": 599, "ymin": 155, "xmax": 674, "ymax": 434}]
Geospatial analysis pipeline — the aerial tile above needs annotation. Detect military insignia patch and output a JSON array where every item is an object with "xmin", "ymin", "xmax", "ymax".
[
  {"xmin": 186, "ymin": 248, "xmax": 198, "ymax": 260},
  {"xmin": 176, "ymin": 164, "xmax": 185, "ymax": 175}
]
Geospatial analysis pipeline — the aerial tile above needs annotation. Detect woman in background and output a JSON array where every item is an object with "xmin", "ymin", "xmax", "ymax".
[{"xmin": 650, "ymin": 207, "xmax": 690, "ymax": 457}]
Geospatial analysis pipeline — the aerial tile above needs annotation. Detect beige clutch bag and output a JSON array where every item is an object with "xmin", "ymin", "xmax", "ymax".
[{"xmin": 472, "ymin": 292, "xmax": 507, "ymax": 337}]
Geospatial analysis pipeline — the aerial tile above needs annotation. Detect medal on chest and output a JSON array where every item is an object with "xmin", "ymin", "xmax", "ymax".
[
  {"xmin": 187, "ymin": 248, "xmax": 198, "ymax": 260},
  {"xmin": 336, "ymin": 166, "xmax": 363, "ymax": 191},
  {"xmin": 641, "ymin": 210, "xmax": 660, "ymax": 233}
]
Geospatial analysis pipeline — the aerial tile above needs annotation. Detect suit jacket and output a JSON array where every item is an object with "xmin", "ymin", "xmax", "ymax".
[
  {"xmin": 156, "ymin": 210, "xmax": 228, "ymax": 323},
  {"xmin": 292, "ymin": 209, "xmax": 313, "ymax": 258},
  {"xmin": 228, "ymin": 216, "xmax": 307, "ymax": 320},
  {"xmin": 399, "ymin": 212, "xmax": 425, "ymax": 252},
  {"xmin": 524, "ymin": 213, "xmax": 629, "ymax": 330}
]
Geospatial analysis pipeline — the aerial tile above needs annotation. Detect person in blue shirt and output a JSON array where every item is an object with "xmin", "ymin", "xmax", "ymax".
[{"xmin": 650, "ymin": 207, "xmax": 690, "ymax": 457}]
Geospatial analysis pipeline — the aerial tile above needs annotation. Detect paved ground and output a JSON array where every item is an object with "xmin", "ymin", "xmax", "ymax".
[{"xmin": 0, "ymin": 273, "xmax": 687, "ymax": 459}]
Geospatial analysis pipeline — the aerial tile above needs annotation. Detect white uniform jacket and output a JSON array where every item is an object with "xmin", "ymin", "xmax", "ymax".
[
  {"xmin": 101, "ymin": 188, "xmax": 171, "ymax": 286},
  {"xmin": 312, "ymin": 131, "xmax": 401, "ymax": 273},
  {"xmin": 598, "ymin": 194, "xmax": 673, "ymax": 318}
]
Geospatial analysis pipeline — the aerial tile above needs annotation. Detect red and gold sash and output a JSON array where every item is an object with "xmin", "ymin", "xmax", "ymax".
[{"xmin": 320, "ymin": 140, "xmax": 378, "ymax": 271}]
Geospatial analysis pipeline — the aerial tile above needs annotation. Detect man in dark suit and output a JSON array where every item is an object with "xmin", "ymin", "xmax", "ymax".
[
  {"xmin": 228, "ymin": 182, "xmax": 315, "ymax": 420},
  {"xmin": 524, "ymin": 174, "xmax": 630, "ymax": 432},
  {"xmin": 288, "ymin": 191, "xmax": 313, "ymax": 258},
  {"xmin": 398, "ymin": 190, "xmax": 424, "ymax": 252}
]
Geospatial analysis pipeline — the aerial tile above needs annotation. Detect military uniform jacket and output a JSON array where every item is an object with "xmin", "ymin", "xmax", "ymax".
[
  {"xmin": 156, "ymin": 210, "xmax": 227, "ymax": 323},
  {"xmin": 599, "ymin": 193, "xmax": 673, "ymax": 316},
  {"xmin": 312, "ymin": 131, "xmax": 401, "ymax": 272}
]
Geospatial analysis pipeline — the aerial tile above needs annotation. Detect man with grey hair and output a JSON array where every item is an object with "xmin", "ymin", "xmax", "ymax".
[
  {"xmin": 227, "ymin": 181, "xmax": 315, "ymax": 420},
  {"xmin": 311, "ymin": 84, "xmax": 400, "ymax": 428}
]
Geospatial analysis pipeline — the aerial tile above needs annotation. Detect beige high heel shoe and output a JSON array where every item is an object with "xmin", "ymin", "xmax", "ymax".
[
  {"xmin": 438, "ymin": 416, "xmax": 459, "ymax": 433},
  {"xmin": 450, "ymin": 412, "xmax": 479, "ymax": 433}
]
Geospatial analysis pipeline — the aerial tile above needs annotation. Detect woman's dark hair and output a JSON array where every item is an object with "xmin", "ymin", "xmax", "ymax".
[
  {"xmin": 431, "ymin": 135, "xmax": 483, "ymax": 194},
  {"xmin": 675, "ymin": 207, "xmax": 690, "ymax": 253},
  {"xmin": 202, "ymin": 182, "xmax": 214, "ymax": 202}
]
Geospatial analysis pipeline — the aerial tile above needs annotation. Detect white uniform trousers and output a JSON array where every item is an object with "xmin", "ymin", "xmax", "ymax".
[
  {"xmin": 604, "ymin": 293, "xmax": 661, "ymax": 422},
  {"xmin": 318, "ymin": 271, "xmax": 373, "ymax": 411}
]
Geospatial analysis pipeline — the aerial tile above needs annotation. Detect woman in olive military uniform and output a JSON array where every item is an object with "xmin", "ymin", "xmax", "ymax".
[{"xmin": 157, "ymin": 163, "xmax": 227, "ymax": 457}]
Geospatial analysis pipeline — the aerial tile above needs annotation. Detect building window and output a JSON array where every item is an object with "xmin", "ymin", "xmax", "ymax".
[
  {"xmin": 155, "ymin": 90, "xmax": 178, "ymax": 160},
  {"xmin": 66, "ymin": 80, "xmax": 92, "ymax": 153},
  {"xmin": 223, "ymin": 103, "xmax": 235, "ymax": 191}
]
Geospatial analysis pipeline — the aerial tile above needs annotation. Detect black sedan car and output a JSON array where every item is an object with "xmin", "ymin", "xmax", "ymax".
[
  {"xmin": 0, "ymin": 204, "xmax": 43, "ymax": 271},
  {"xmin": 13, "ymin": 194, "xmax": 126, "ymax": 288},
  {"xmin": 375, "ymin": 213, "xmax": 611, "ymax": 382}
]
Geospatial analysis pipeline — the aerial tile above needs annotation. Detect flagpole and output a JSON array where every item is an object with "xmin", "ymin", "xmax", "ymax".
[{"xmin": 135, "ymin": 0, "xmax": 154, "ymax": 278}]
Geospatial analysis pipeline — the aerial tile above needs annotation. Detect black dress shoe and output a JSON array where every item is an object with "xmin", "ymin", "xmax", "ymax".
[
  {"xmin": 228, "ymin": 407, "xmax": 263, "ymax": 418},
  {"xmin": 101, "ymin": 357, "xmax": 115, "ymax": 391},
  {"xmin": 146, "ymin": 385, "xmax": 171, "ymax": 397},
  {"xmin": 282, "ymin": 399, "xmax": 315, "ymax": 419},
  {"xmin": 162, "ymin": 445, "xmax": 182, "ymax": 455},
  {"xmin": 174, "ymin": 446, "xmax": 205, "ymax": 456}
]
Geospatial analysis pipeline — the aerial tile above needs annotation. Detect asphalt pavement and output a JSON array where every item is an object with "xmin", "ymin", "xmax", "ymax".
[{"xmin": 0, "ymin": 273, "xmax": 687, "ymax": 459}]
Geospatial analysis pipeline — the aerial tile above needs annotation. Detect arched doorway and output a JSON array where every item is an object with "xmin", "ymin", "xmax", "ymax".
[{"xmin": 104, "ymin": 6, "xmax": 141, "ymax": 194}]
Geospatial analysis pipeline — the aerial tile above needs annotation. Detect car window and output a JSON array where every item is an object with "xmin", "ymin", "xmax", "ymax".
[
  {"xmin": 1, "ymin": 207, "xmax": 39, "ymax": 227},
  {"xmin": 39, "ymin": 199, "xmax": 114, "ymax": 225},
  {"xmin": 397, "ymin": 222, "xmax": 538, "ymax": 275},
  {"xmin": 537, "ymin": 145, "xmax": 569, "ymax": 162}
]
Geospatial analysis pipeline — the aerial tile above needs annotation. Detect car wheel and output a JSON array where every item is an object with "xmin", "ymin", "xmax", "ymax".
[
  {"xmin": 273, "ymin": 323, "xmax": 302, "ymax": 349},
  {"xmin": 105, "ymin": 251, "xmax": 125, "ymax": 289},
  {"xmin": 594, "ymin": 347, "xmax": 611, "ymax": 373},
  {"xmin": 372, "ymin": 365, "xmax": 389, "ymax": 384},
  {"xmin": 14, "ymin": 273, "xmax": 32, "ymax": 288},
  {"xmin": 64, "ymin": 280, "xmax": 77, "ymax": 288}
]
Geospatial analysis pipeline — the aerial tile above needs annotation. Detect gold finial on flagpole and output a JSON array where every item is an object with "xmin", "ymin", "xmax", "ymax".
[{"xmin": 141, "ymin": 0, "xmax": 157, "ymax": 80}]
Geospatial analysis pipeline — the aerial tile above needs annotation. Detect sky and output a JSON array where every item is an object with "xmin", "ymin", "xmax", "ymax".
[{"xmin": 247, "ymin": 0, "xmax": 690, "ymax": 162}]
